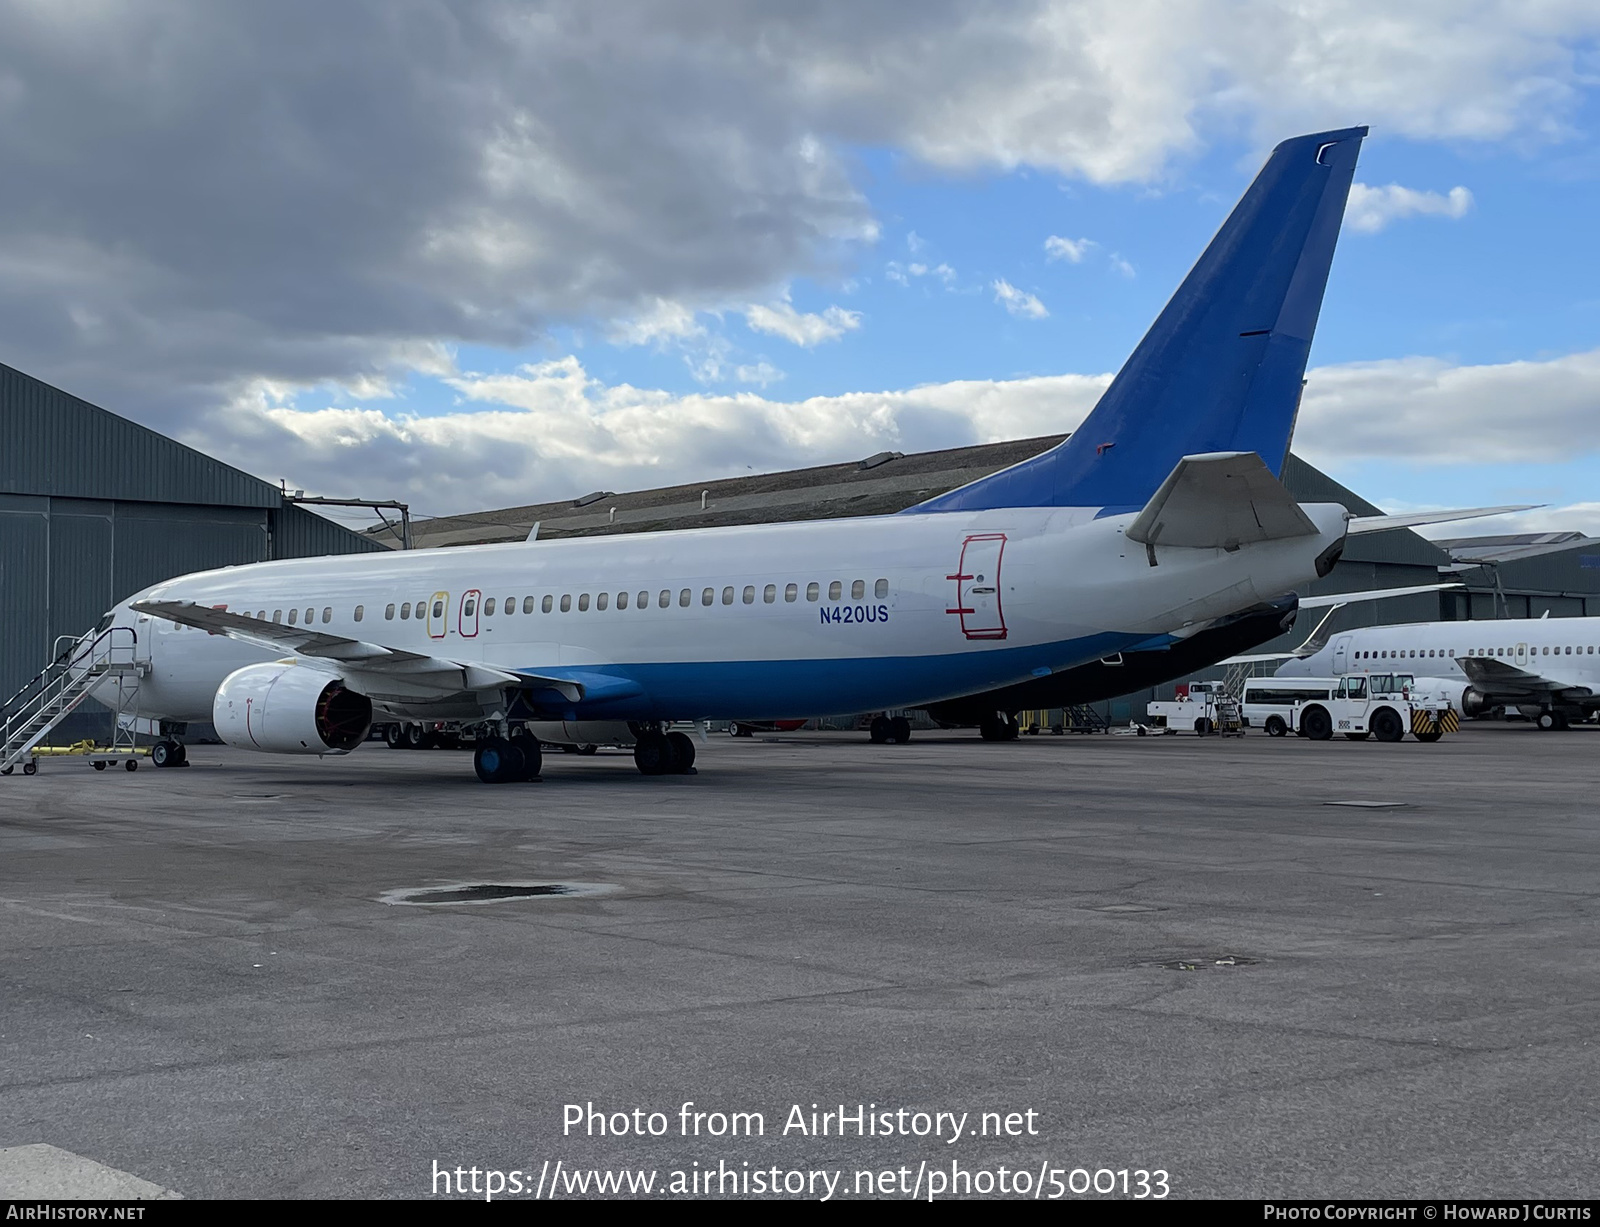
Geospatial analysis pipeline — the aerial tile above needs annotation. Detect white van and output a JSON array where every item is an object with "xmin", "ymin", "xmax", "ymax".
[{"xmin": 1241, "ymin": 676, "xmax": 1337, "ymax": 736}]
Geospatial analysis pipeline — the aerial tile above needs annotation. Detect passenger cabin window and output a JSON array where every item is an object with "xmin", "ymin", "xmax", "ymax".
[
  {"xmin": 523, "ymin": 596, "xmax": 536, "ymax": 614},
  {"xmin": 638, "ymin": 591, "xmax": 649, "ymax": 609},
  {"xmin": 679, "ymin": 589, "xmax": 690, "ymax": 607},
  {"xmin": 578, "ymin": 594, "xmax": 590, "ymax": 611},
  {"xmin": 543, "ymin": 595, "xmax": 554, "ymax": 613},
  {"xmin": 502, "ymin": 596, "xmax": 513, "ymax": 615},
  {"xmin": 320, "ymin": 607, "xmax": 330, "ymax": 623},
  {"xmin": 560, "ymin": 595, "xmax": 572, "ymax": 612},
  {"xmin": 764, "ymin": 584, "xmax": 776, "ymax": 604},
  {"xmin": 828, "ymin": 581, "xmax": 842, "ymax": 600},
  {"xmin": 785, "ymin": 583, "xmax": 798, "ymax": 603},
  {"xmin": 722, "ymin": 586, "xmax": 734, "ymax": 605},
  {"xmin": 386, "ymin": 604, "xmax": 396, "ymax": 620},
  {"xmin": 875, "ymin": 578, "xmax": 888, "ymax": 599},
  {"xmin": 851, "ymin": 580, "xmax": 865, "ymax": 600},
  {"xmin": 743, "ymin": 586, "xmax": 755, "ymax": 605},
  {"xmin": 288, "ymin": 608, "xmax": 299, "ymax": 625},
  {"xmin": 702, "ymin": 588, "xmax": 714, "ymax": 606},
  {"xmin": 617, "ymin": 591, "xmax": 629, "ymax": 610},
  {"xmin": 469, "ymin": 597, "xmax": 481, "ymax": 617},
  {"xmin": 354, "ymin": 605, "xmax": 364, "ymax": 622},
  {"xmin": 596, "ymin": 593, "xmax": 608, "ymax": 611},
  {"xmin": 430, "ymin": 600, "xmax": 443, "ymax": 619},
  {"xmin": 401, "ymin": 603, "xmax": 411, "ymax": 619},
  {"xmin": 807, "ymin": 582, "xmax": 819, "ymax": 601},
  {"xmin": 482, "ymin": 598, "xmax": 494, "ymax": 615}
]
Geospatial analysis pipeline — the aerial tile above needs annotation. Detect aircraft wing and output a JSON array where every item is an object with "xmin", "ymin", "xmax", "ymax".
[
  {"xmin": 131, "ymin": 600, "xmax": 582, "ymax": 701},
  {"xmin": 1345, "ymin": 505, "xmax": 1538, "ymax": 535},
  {"xmin": 1217, "ymin": 582, "xmax": 1464, "ymax": 664},
  {"xmin": 1456, "ymin": 656, "xmax": 1593, "ymax": 702}
]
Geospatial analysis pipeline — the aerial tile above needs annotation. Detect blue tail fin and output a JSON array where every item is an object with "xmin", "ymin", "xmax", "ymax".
[{"xmin": 911, "ymin": 126, "xmax": 1366, "ymax": 514}]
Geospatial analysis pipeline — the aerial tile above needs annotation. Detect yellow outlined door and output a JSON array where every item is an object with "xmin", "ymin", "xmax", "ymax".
[{"xmin": 427, "ymin": 590, "xmax": 449, "ymax": 639}]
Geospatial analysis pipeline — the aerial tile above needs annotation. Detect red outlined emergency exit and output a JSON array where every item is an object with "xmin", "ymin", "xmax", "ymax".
[{"xmin": 947, "ymin": 533, "xmax": 1008, "ymax": 640}]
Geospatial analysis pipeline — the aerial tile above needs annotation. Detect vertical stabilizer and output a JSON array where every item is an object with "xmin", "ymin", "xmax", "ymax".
[{"xmin": 912, "ymin": 126, "xmax": 1366, "ymax": 514}]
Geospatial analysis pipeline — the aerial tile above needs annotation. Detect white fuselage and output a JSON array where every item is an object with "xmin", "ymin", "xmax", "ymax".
[
  {"xmin": 1279, "ymin": 616, "xmax": 1600, "ymax": 694},
  {"xmin": 113, "ymin": 503, "xmax": 1351, "ymax": 725}
]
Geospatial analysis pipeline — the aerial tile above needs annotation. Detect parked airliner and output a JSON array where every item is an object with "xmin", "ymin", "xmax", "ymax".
[
  {"xmin": 53, "ymin": 125, "xmax": 1494, "ymax": 783},
  {"xmin": 1277, "ymin": 615, "xmax": 1600, "ymax": 729}
]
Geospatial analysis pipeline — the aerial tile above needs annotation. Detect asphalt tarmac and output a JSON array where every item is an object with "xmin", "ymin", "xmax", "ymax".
[{"xmin": 2, "ymin": 722, "xmax": 1596, "ymax": 1200}]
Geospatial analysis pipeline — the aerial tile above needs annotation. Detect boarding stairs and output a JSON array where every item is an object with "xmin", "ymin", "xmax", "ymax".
[{"xmin": 1, "ymin": 627, "xmax": 143, "ymax": 773}]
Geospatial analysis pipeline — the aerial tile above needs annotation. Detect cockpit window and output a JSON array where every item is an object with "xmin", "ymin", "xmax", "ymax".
[{"xmin": 96, "ymin": 611, "xmax": 115, "ymax": 634}]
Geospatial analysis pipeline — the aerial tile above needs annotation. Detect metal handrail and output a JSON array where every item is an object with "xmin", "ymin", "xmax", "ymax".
[{"xmin": 3, "ymin": 626, "xmax": 138, "ymax": 720}]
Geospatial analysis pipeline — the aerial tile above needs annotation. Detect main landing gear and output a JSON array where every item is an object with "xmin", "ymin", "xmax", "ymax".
[
  {"xmin": 978, "ymin": 712, "xmax": 1020, "ymax": 742},
  {"xmin": 868, "ymin": 715, "xmax": 912, "ymax": 744},
  {"xmin": 473, "ymin": 734, "xmax": 543, "ymax": 784},
  {"xmin": 1536, "ymin": 711, "xmax": 1571, "ymax": 731},
  {"xmin": 633, "ymin": 729, "xmax": 696, "ymax": 776}
]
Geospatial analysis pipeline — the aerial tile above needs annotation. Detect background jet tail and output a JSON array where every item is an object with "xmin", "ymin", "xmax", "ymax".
[{"xmin": 912, "ymin": 126, "xmax": 1366, "ymax": 514}]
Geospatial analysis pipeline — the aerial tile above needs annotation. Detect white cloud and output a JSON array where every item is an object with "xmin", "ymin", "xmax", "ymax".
[
  {"xmin": 1045, "ymin": 236, "xmax": 1097, "ymax": 262},
  {"xmin": 1346, "ymin": 183, "xmax": 1475, "ymax": 233},
  {"xmin": 743, "ymin": 299, "xmax": 863, "ymax": 346},
  {"xmin": 1295, "ymin": 348, "xmax": 1600, "ymax": 466},
  {"xmin": 191, "ymin": 344, "xmax": 1600, "ymax": 524},
  {"xmin": 992, "ymin": 279, "xmax": 1050, "ymax": 319},
  {"xmin": 1109, "ymin": 254, "xmax": 1136, "ymax": 278},
  {"xmin": 606, "ymin": 299, "xmax": 705, "ymax": 347}
]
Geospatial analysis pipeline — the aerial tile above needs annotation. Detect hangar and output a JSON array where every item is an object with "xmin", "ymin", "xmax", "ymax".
[{"xmin": 0, "ymin": 362, "xmax": 384, "ymax": 732}]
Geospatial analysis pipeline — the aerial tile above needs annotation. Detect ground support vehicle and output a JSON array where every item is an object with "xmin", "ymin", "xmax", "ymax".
[
  {"xmin": 1290, "ymin": 673, "xmax": 1458, "ymax": 743},
  {"xmin": 1145, "ymin": 682, "xmax": 1244, "ymax": 736}
]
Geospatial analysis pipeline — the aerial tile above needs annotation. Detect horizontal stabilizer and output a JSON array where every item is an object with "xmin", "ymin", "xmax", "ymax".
[
  {"xmin": 1346, "ymin": 505, "xmax": 1538, "ymax": 535},
  {"xmin": 1126, "ymin": 452, "xmax": 1317, "ymax": 550},
  {"xmin": 1295, "ymin": 582, "xmax": 1462, "ymax": 609}
]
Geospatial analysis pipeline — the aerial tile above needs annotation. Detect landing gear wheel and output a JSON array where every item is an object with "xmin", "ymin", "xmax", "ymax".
[
  {"xmin": 633, "ymin": 731, "xmax": 674, "ymax": 775},
  {"xmin": 869, "ymin": 716, "xmax": 891, "ymax": 744},
  {"xmin": 404, "ymin": 723, "xmax": 426, "ymax": 750},
  {"xmin": 889, "ymin": 716, "xmax": 912, "ymax": 744},
  {"xmin": 151, "ymin": 740, "xmax": 182, "ymax": 768},
  {"xmin": 509, "ymin": 733, "xmax": 543, "ymax": 780},
  {"xmin": 979, "ymin": 714, "xmax": 1020, "ymax": 741},
  {"xmin": 474, "ymin": 737, "xmax": 525, "ymax": 784},
  {"xmin": 1194, "ymin": 718, "xmax": 1212, "ymax": 737},
  {"xmin": 1536, "ymin": 711, "xmax": 1569, "ymax": 730},
  {"xmin": 1264, "ymin": 715, "xmax": 1287, "ymax": 738},
  {"xmin": 1301, "ymin": 706, "xmax": 1333, "ymax": 742},
  {"xmin": 1371, "ymin": 707, "xmax": 1405, "ymax": 743},
  {"xmin": 23, "ymin": 761, "xmax": 38, "ymax": 775},
  {"xmin": 730, "ymin": 723, "xmax": 754, "ymax": 738},
  {"xmin": 666, "ymin": 731, "xmax": 697, "ymax": 773},
  {"xmin": 384, "ymin": 724, "xmax": 406, "ymax": 749}
]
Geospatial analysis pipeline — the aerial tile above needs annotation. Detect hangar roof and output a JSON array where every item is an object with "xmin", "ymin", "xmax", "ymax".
[{"xmin": 384, "ymin": 434, "xmax": 1448, "ymax": 569}]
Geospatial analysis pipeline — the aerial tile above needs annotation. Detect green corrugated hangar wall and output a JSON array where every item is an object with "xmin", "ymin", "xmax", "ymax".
[{"xmin": 0, "ymin": 362, "xmax": 385, "ymax": 703}]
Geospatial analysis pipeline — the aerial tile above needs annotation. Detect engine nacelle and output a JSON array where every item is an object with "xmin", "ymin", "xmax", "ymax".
[
  {"xmin": 213, "ymin": 662, "xmax": 372, "ymax": 754},
  {"xmin": 1460, "ymin": 687, "xmax": 1497, "ymax": 718}
]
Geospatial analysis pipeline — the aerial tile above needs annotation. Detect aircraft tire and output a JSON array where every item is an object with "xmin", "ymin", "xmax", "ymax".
[
  {"xmin": 1536, "ymin": 711, "xmax": 1563, "ymax": 731},
  {"xmin": 1194, "ymin": 718, "xmax": 1212, "ymax": 737},
  {"xmin": 1371, "ymin": 707, "xmax": 1405, "ymax": 743},
  {"xmin": 1301, "ymin": 706, "xmax": 1333, "ymax": 742},
  {"xmin": 666, "ymin": 731, "xmax": 696, "ymax": 773},
  {"xmin": 633, "ymin": 732, "xmax": 673, "ymax": 775},
  {"xmin": 869, "ymin": 716, "xmax": 891, "ymax": 744},
  {"xmin": 889, "ymin": 717, "xmax": 912, "ymax": 744},
  {"xmin": 384, "ymin": 724, "xmax": 406, "ymax": 749},
  {"xmin": 474, "ymin": 738, "xmax": 525, "ymax": 784},
  {"xmin": 404, "ymin": 723, "xmax": 426, "ymax": 750},
  {"xmin": 509, "ymin": 733, "xmax": 542, "ymax": 780},
  {"xmin": 1264, "ymin": 716, "xmax": 1287, "ymax": 738}
]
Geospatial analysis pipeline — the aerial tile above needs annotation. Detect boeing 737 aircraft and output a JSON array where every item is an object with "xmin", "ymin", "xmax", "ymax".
[
  {"xmin": 36, "ymin": 124, "xmax": 1494, "ymax": 784},
  {"xmin": 1277, "ymin": 615, "xmax": 1600, "ymax": 729}
]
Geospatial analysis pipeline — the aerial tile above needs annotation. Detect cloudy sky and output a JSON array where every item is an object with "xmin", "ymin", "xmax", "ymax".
[{"xmin": 3, "ymin": 1, "xmax": 1598, "ymax": 535}]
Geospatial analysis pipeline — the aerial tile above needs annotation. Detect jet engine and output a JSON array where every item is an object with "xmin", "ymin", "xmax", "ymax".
[{"xmin": 213, "ymin": 662, "xmax": 372, "ymax": 754}]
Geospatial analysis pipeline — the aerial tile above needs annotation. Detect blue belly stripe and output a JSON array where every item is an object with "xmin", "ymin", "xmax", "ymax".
[{"xmin": 516, "ymin": 631, "xmax": 1139, "ymax": 719}]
